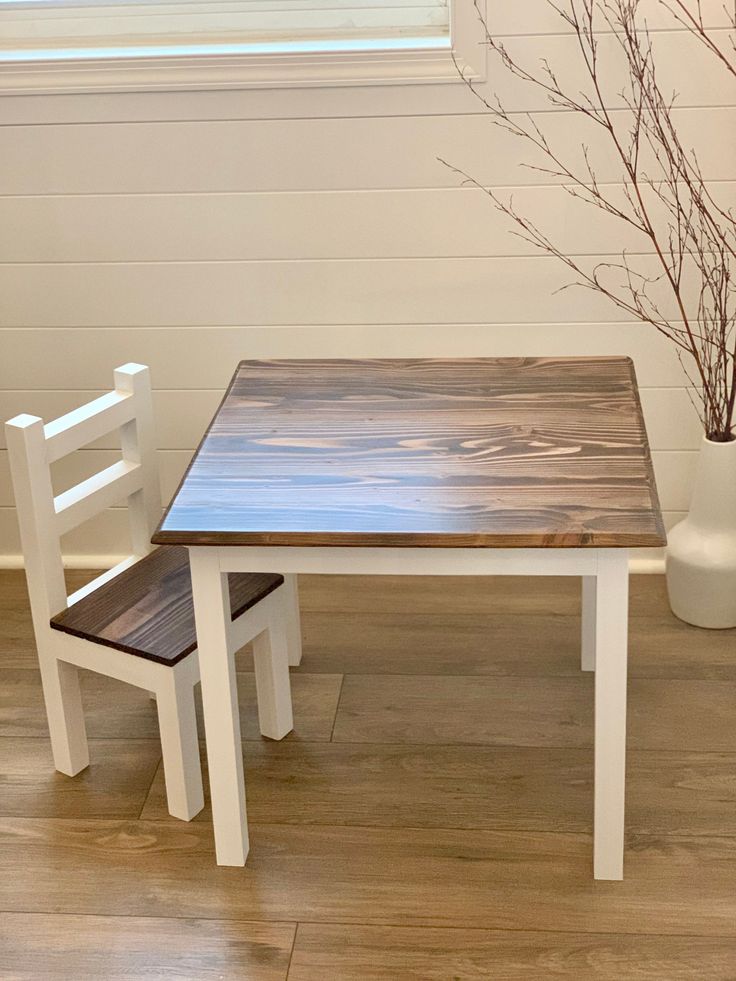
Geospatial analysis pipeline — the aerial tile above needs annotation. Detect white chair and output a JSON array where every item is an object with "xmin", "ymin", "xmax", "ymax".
[{"xmin": 5, "ymin": 363, "xmax": 300, "ymax": 822}]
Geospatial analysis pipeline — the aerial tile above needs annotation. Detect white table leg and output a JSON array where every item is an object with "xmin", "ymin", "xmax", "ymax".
[
  {"xmin": 581, "ymin": 576, "xmax": 596, "ymax": 672},
  {"xmin": 253, "ymin": 606, "xmax": 294, "ymax": 739},
  {"xmin": 189, "ymin": 548, "xmax": 249, "ymax": 866},
  {"xmin": 593, "ymin": 549, "xmax": 629, "ymax": 880},
  {"xmin": 282, "ymin": 574, "xmax": 303, "ymax": 666}
]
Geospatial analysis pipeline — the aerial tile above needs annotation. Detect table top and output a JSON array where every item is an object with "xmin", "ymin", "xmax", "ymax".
[{"xmin": 153, "ymin": 357, "xmax": 666, "ymax": 549}]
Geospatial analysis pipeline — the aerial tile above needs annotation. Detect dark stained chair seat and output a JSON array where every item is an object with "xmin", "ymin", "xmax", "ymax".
[{"xmin": 51, "ymin": 546, "xmax": 283, "ymax": 666}]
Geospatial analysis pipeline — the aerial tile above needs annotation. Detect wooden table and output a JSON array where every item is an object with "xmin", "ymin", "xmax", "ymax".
[{"xmin": 154, "ymin": 357, "xmax": 665, "ymax": 878}]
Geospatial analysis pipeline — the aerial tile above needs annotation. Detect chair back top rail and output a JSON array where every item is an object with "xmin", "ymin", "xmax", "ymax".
[
  {"xmin": 5, "ymin": 363, "xmax": 162, "ymax": 628},
  {"xmin": 43, "ymin": 389, "xmax": 137, "ymax": 464}
]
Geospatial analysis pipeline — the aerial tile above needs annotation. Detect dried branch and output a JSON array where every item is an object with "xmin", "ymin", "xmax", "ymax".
[
  {"xmin": 660, "ymin": 0, "xmax": 736, "ymax": 78},
  {"xmin": 443, "ymin": 0, "xmax": 735, "ymax": 439}
]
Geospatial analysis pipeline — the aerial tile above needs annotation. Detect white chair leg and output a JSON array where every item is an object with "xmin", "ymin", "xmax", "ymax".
[
  {"xmin": 155, "ymin": 663, "xmax": 204, "ymax": 821},
  {"xmin": 282, "ymin": 574, "xmax": 303, "ymax": 666},
  {"xmin": 593, "ymin": 549, "xmax": 629, "ymax": 881},
  {"xmin": 581, "ymin": 575, "xmax": 596, "ymax": 671},
  {"xmin": 252, "ymin": 613, "xmax": 294, "ymax": 740},
  {"xmin": 38, "ymin": 651, "xmax": 89, "ymax": 776}
]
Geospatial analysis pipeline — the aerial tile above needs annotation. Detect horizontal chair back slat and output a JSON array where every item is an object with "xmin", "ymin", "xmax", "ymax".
[
  {"xmin": 54, "ymin": 460, "xmax": 144, "ymax": 536},
  {"xmin": 5, "ymin": 363, "xmax": 162, "ymax": 625},
  {"xmin": 44, "ymin": 390, "xmax": 137, "ymax": 464}
]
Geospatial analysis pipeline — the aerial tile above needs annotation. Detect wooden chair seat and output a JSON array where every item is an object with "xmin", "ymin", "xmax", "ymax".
[{"xmin": 51, "ymin": 546, "xmax": 283, "ymax": 667}]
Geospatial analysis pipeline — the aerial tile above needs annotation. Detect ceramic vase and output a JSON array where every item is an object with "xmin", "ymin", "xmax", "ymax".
[{"xmin": 666, "ymin": 436, "xmax": 736, "ymax": 628}]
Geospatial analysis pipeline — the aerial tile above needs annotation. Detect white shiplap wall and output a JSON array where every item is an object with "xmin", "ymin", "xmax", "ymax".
[{"xmin": 1, "ymin": 0, "xmax": 734, "ymax": 563}]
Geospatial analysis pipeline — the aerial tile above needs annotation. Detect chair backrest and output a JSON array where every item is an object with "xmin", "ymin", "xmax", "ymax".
[{"xmin": 5, "ymin": 363, "xmax": 163, "ymax": 634}]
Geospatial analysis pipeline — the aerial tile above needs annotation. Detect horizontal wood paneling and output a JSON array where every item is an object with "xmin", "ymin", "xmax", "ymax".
[
  {"xmin": 639, "ymin": 389, "xmax": 702, "ymax": 449},
  {"xmin": 490, "ymin": 29, "xmax": 736, "ymax": 111},
  {"xmin": 490, "ymin": 0, "xmax": 731, "ymax": 34},
  {"xmin": 0, "ymin": 324, "xmax": 689, "ymax": 388},
  {"xmin": 0, "ymin": 108, "xmax": 732, "ymax": 195},
  {"xmin": 650, "ymin": 452, "xmax": 698, "ymax": 511},
  {"xmin": 7, "ymin": 184, "xmax": 735, "ymax": 262},
  {"xmin": 0, "ymin": 255, "xmax": 692, "ymax": 327}
]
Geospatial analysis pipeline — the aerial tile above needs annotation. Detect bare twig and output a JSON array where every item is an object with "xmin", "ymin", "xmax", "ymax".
[{"xmin": 442, "ymin": 0, "xmax": 735, "ymax": 439}]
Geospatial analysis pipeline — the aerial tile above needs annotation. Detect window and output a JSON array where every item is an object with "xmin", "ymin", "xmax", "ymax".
[{"xmin": 0, "ymin": 0, "xmax": 485, "ymax": 92}]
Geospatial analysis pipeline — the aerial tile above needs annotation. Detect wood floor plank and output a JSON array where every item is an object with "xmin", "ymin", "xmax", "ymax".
[
  {"xmin": 0, "ymin": 668, "xmax": 342, "ymax": 742},
  {"xmin": 288, "ymin": 923, "xmax": 736, "ymax": 980},
  {"xmin": 6, "ymin": 571, "xmax": 734, "ymax": 682},
  {"xmin": 0, "ymin": 570, "xmax": 44, "ymax": 670},
  {"xmin": 299, "ymin": 573, "xmax": 583, "ymax": 616},
  {"xmin": 0, "ymin": 570, "xmax": 711, "ymax": 624},
  {"xmin": 628, "ymin": 619, "xmax": 736, "ymax": 681},
  {"xmin": 0, "ymin": 570, "xmax": 103, "ymax": 669},
  {"xmin": 2, "ymin": 568, "xmax": 735, "ymax": 961},
  {"xmin": 628, "ymin": 679, "xmax": 736, "ymax": 752},
  {"xmin": 299, "ymin": 610, "xmax": 736, "ymax": 680},
  {"xmin": 332, "ymin": 675, "xmax": 594, "ymax": 748},
  {"xmin": 139, "ymin": 742, "xmax": 736, "ymax": 837},
  {"xmin": 300, "ymin": 611, "xmax": 581, "ymax": 678},
  {"xmin": 0, "ymin": 820, "xmax": 734, "ymax": 936},
  {"xmin": 298, "ymin": 574, "xmax": 669, "ymax": 617},
  {"xmin": 626, "ymin": 752, "xmax": 736, "ymax": 835},
  {"xmin": 331, "ymin": 675, "xmax": 736, "ymax": 752},
  {"xmin": 0, "ymin": 737, "xmax": 160, "ymax": 819},
  {"xmin": 141, "ymin": 743, "xmax": 593, "ymax": 830},
  {"xmin": 0, "ymin": 912, "xmax": 295, "ymax": 981}
]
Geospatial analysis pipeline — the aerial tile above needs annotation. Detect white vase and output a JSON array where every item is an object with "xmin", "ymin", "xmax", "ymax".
[{"xmin": 666, "ymin": 436, "xmax": 736, "ymax": 628}]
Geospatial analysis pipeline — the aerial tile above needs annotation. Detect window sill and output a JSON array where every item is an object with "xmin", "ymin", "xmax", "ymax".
[{"xmin": 0, "ymin": 34, "xmax": 484, "ymax": 94}]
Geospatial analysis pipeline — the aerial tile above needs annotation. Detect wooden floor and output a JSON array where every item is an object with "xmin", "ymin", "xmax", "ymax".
[{"xmin": 1, "ymin": 570, "xmax": 735, "ymax": 980}]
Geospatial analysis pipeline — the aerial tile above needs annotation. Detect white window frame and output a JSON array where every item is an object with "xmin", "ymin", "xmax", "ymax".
[{"xmin": 0, "ymin": 0, "xmax": 486, "ymax": 94}]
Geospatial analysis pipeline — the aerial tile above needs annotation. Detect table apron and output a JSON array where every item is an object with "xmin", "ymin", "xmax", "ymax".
[{"xmin": 188, "ymin": 546, "xmax": 625, "ymax": 577}]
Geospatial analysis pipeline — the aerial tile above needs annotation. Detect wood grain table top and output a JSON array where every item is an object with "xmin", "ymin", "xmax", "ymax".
[{"xmin": 153, "ymin": 357, "xmax": 665, "ymax": 549}]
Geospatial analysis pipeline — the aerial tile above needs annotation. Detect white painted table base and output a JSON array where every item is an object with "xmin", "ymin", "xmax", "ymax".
[{"xmin": 188, "ymin": 545, "xmax": 629, "ymax": 880}]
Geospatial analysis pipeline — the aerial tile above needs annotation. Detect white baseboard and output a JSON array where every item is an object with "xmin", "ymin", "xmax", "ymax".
[
  {"xmin": 0, "ymin": 552, "xmax": 666, "ymax": 574},
  {"xmin": 629, "ymin": 554, "xmax": 666, "ymax": 574},
  {"xmin": 0, "ymin": 554, "xmax": 130, "ymax": 570}
]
